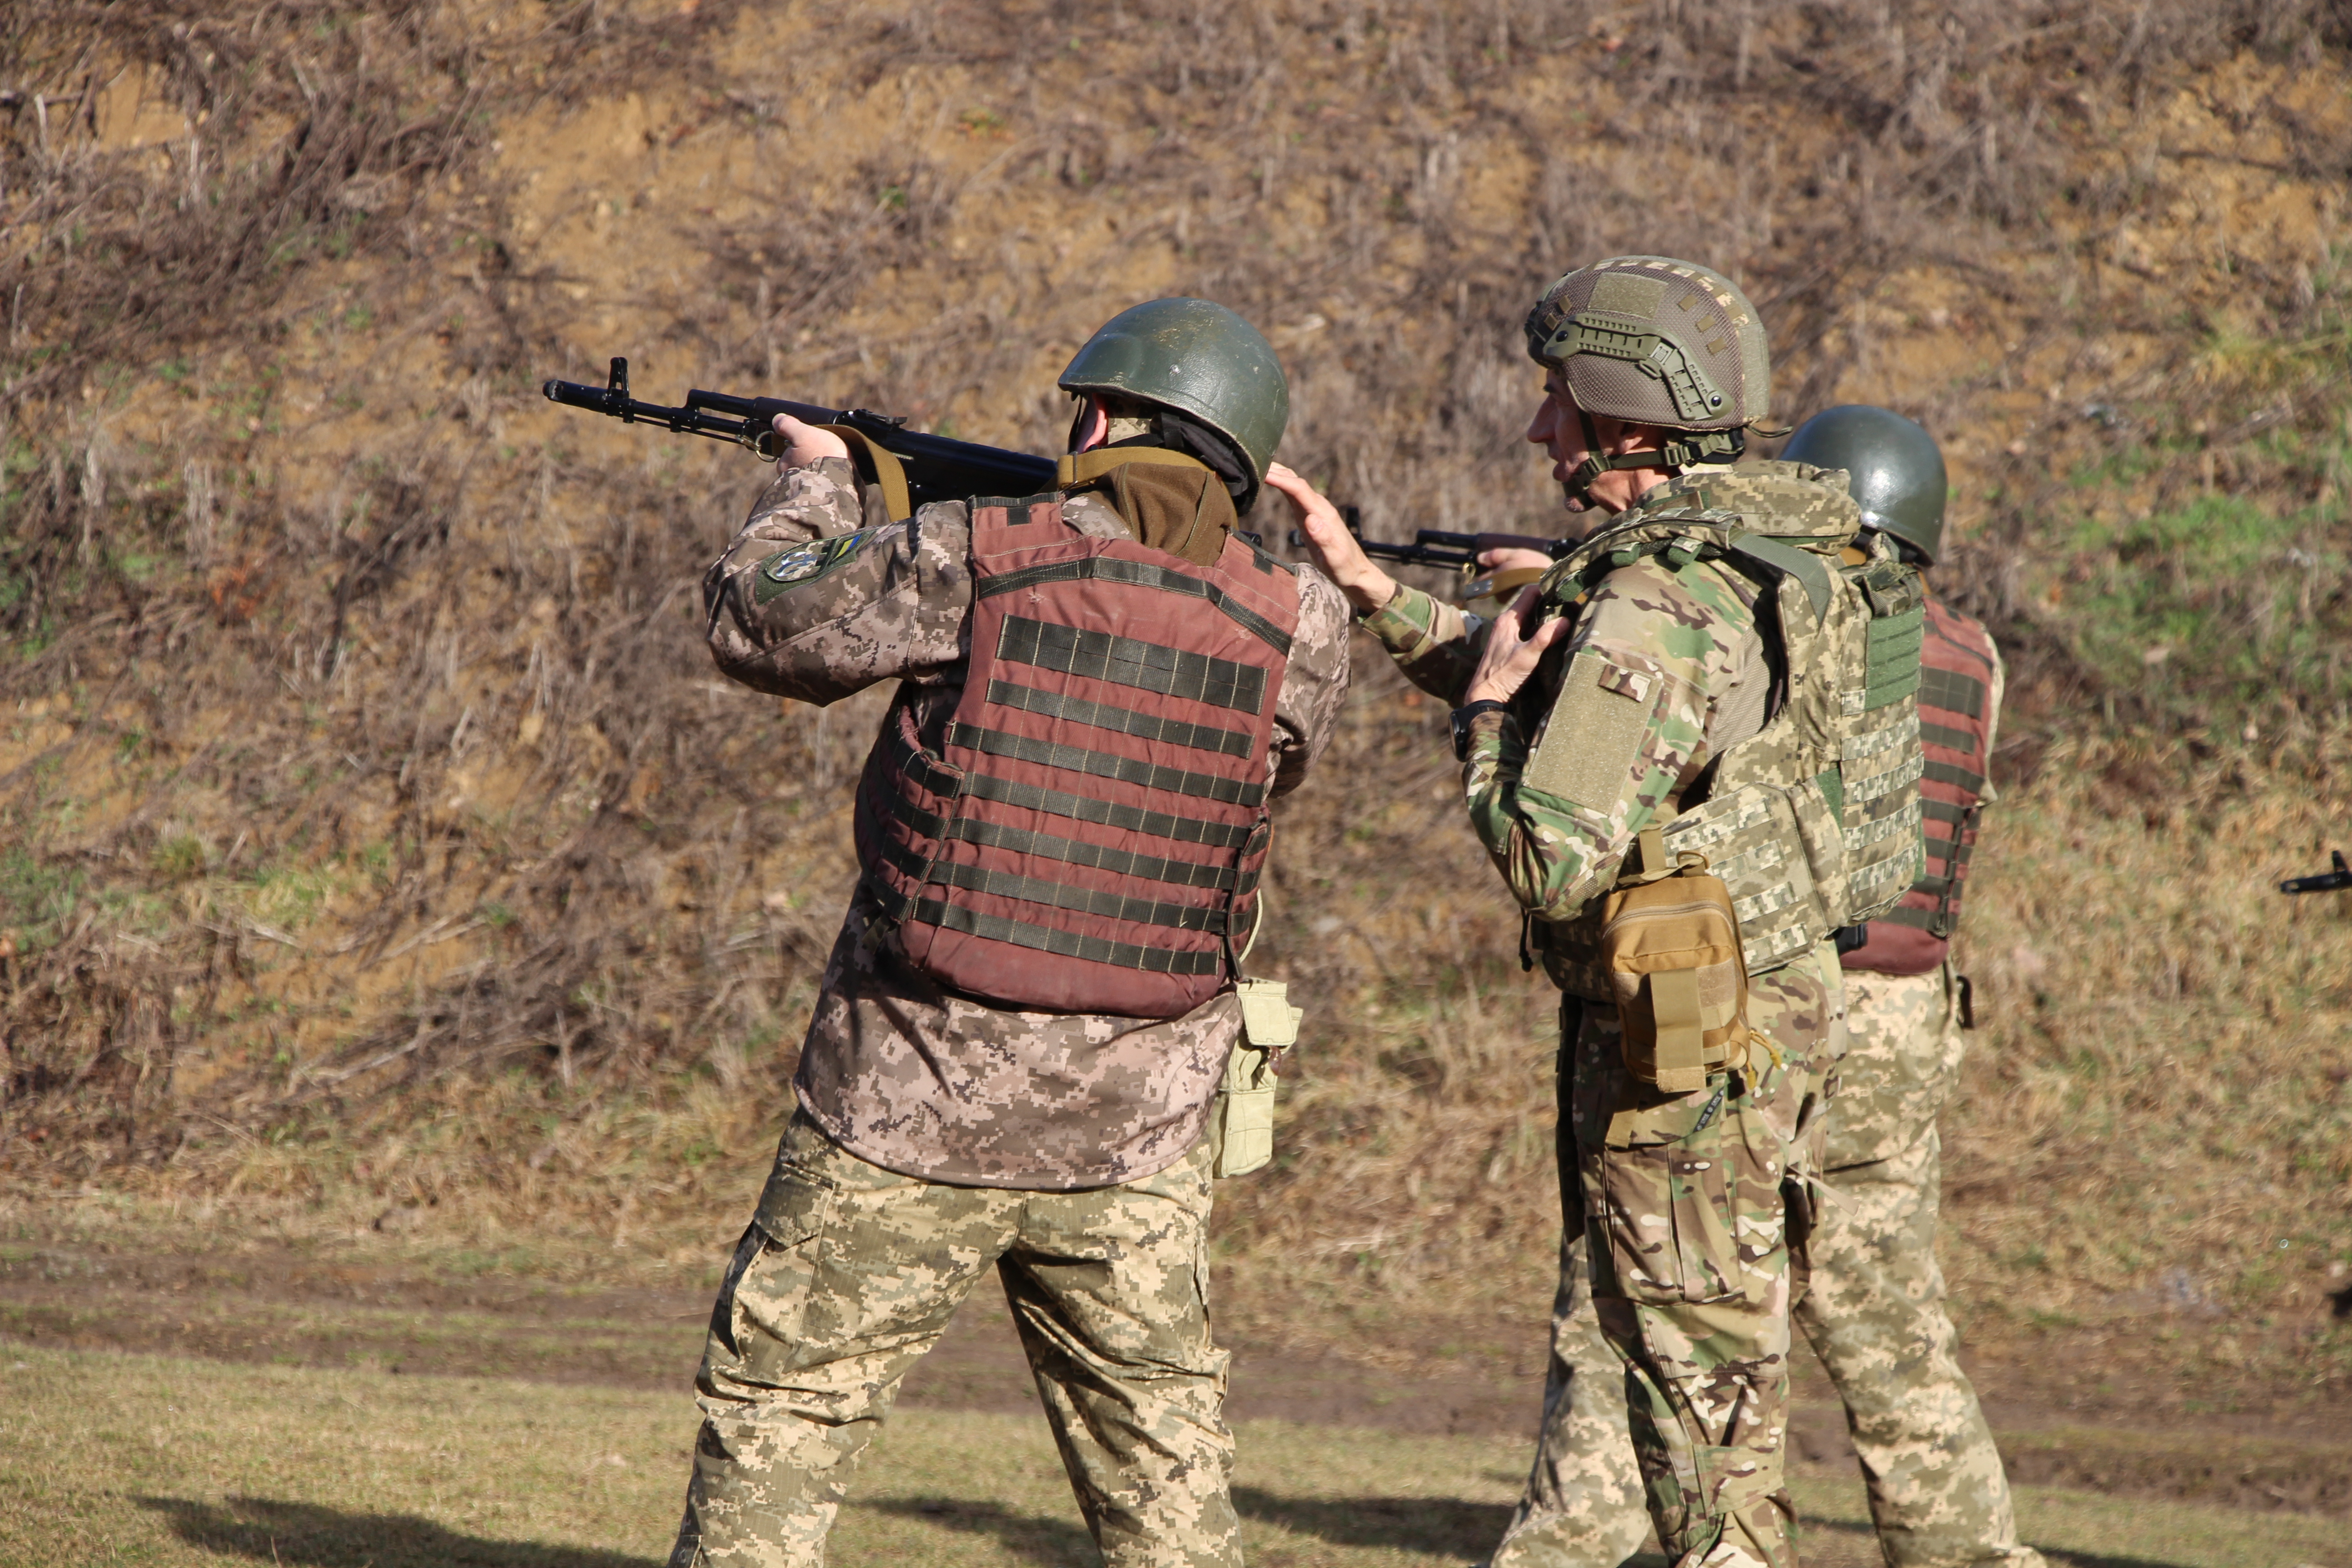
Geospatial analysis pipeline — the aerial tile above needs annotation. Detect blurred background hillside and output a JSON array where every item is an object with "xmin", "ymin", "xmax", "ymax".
[{"xmin": 4, "ymin": 0, "xmax": 2350, "ymax": 1433}]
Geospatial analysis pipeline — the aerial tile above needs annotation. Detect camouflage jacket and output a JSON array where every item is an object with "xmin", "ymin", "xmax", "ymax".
[
  {"xmin": 1363, "ymin": 468, "xmax": 1806, "ymax": 928},
  {"xmin": 705, "ymin": 457, "xmax": 1352, "ymax": 1190}
]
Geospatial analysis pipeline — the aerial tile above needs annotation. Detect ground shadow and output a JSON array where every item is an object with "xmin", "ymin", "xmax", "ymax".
[
  {"xmin": 137, "ymin": 1495, "xmax": 658, "ymax": 1568},
  {"xmin": 1232, "ymin": 1487, "xmax": 1515, "ymax": 1556},
  {"xmin": 1231, "ymin": 1493, "xmax": 2224, "ymax": 1568},
  {"xmin": 1804, "ymin": 1514, "xmax": 2233, "ymax": 1568},
  {"xmin": 863, "ymin": 1496, "xmax": 1098, "ymax": 1563}
]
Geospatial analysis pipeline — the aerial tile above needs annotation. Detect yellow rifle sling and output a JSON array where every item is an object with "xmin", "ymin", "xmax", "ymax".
[{"xmin": 821, "ymin": 426, "xmax": 914, "ymax": 523}]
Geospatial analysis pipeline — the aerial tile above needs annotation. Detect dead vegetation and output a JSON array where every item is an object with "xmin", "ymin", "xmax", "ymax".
[{"xmin": 2, "ymin": 0, "xmax": 2350, "ymax": 1406}]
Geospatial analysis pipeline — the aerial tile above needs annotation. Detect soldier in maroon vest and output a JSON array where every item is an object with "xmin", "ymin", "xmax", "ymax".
[
  {"xmin": 1784, "ymin": 406, "xmax": 2045, "ymax": 1568},
  {"xmin": 669, "ymin": 299, "xmax": 1351, "ymax": 1568}
]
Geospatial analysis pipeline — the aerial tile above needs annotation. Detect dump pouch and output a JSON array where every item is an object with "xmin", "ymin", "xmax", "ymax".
[{"xmin": 1601, "ymin": 831, "xmax": 1753, "ymax": 1094}]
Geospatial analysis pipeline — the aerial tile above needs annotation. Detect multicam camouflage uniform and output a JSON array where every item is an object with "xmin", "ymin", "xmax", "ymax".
[
  {"xmin": 1366, "ymin": 464, "xmax": 1855, "ymax": 1568},
  {"xmin": 674, "ymin": 456, "xmax": 1351, "ymax": 1568},
  {"xmin": 1479, "ymin": 626, "xmax": 2043, "ymax": 1568}
]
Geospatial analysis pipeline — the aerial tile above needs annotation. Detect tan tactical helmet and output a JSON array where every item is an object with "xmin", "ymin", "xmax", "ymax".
[{"xmin": 1524, "ymin": 256, "xmax": 1770, "ymax": 434}]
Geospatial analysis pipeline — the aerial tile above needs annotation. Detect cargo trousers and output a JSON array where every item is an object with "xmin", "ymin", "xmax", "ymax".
[
  {"xmin": 1556, "ymin": 946, "xmax": 1844, "ymax": 1568},
  {"xmin": 1488, "ymin": 961, "xmax": 2046, "ymax": 1568},
  {"xmin": 670, "ymin": 1110, "xmax": 1238, "ymax": 1568}
]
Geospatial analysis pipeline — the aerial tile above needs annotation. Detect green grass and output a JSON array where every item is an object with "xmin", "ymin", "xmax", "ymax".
[
  {"xmin": 0, "ymin": 1345, "xmax": 2340, "ymax": 1568},
  {"xmin": 2058, "ymin": 475, "xmax": 2352, "ymax": 726}
]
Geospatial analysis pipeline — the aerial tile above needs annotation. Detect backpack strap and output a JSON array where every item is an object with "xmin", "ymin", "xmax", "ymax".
[{"xmin": 1723, "ymin": 532, "xmax": 1833, "ymax": 624}]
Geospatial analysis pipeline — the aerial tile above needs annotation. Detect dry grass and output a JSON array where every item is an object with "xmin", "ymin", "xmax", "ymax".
[
  {"xmin": 4, "ymin": 1343, "xmax": 2342, "ymax": 1568},
  {"xmin": 1, "ymin": 0, "xmax": 2350, "ymax": 1405}
]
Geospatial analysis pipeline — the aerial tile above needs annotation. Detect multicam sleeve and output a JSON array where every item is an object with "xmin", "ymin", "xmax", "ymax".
[
  {"xmin": 1460, "ymin": 557, "xmax": 1752, "ymax": 923},
  {"xmin": 1268, "ymin": 565, "xmax": 1354, "ymax": 800},
  {"xmin": 1356, "ymin": 582, "xmax": 1493, "ymax": 705},
  {"xmin": 703, "ymin": 460, "xmax": 974, "ymax": 704}
]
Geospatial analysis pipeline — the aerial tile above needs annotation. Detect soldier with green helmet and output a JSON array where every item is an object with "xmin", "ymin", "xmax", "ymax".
[
  {"xmin": 1785, "ymin": 407, "xmax": 2044, "ymax": 1568},
  {"xmin": 1457, "ymin": 406, "xmax": 2045, "ymax": 1568},
  {"xmin": 672, "ymin": 297, "xmax": 1351, "ymax": 1568},
  {"xmin": 1282, "ymin": 257, "xmax": 1927, "ymax": 1568}
]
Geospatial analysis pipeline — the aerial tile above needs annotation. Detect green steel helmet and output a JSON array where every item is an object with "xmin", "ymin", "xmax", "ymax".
[
  {"xmin": 1059, "ymin": 298, "xmax": 1288, "ymax": 510},
  {"xmin": 1781, "ymin": 404, "xmax": 1949, "ymax": 564},
  {"xmin": 1523, "ymin": 256, "xmax": 1770, "ymax": 433}
]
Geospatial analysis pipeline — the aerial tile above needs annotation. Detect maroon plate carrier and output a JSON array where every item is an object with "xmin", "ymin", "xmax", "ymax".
[
  {"xmin": 1842, "ymin": 597, "xmax": 1995, "ymax": 976},
  {"xmin": 858, "ymin": 494, "xmax": 1300, "ymax": 1018}
]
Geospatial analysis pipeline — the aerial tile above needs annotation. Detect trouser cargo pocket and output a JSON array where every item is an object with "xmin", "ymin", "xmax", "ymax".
[{"xmin": 706, "ymin": 1156, "xmax": 838, "ymax": 1380}]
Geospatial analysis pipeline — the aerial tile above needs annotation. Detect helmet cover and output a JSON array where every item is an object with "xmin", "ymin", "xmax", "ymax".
[{"xmin": 1524, "ymin": 257, "xmax": 1769, "ymax": 432}]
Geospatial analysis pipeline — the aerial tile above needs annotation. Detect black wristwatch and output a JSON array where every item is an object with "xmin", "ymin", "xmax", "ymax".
[{"xmin": 1450, "ymin": 700, "xmax": 1509, "ymax": 761}]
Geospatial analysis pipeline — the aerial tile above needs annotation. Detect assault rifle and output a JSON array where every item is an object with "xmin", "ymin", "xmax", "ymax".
[
  {"xmin": 542, "ymin": 357, "xmax": 1056, "ymax": 515},
  {"xmin": 2280, "ymin": 850, "xmax": 2352, "ymax": 893},
  {"xmin": 1289, "ymin": 508, "xmax": 1570, "ymax": 602}
]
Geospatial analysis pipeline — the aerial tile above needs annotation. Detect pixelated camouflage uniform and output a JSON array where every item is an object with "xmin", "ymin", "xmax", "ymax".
[
  {"xmin": 1478, "ymin": 615, "xmax": 2043, "ymax": 1568},
  {"xmin": 674, "ymin": 456, "xmax": 1352, "ymax": 1568},
  {"xmin": 1794, "ymin": 615, "xmax": 2043, "ymax": 1568},
  {"xmin": 1364, "ymin": 464, "xmax": 1853, "ymax": 1568}
]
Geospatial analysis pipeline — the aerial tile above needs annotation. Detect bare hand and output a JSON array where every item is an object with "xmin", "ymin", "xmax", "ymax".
[
  {"xmin": 1263, "ymin": 463, "xmax": 1396, "ymax": 615},
  {"xmin": 1477, "ymin": 546, "xmax": 1554, "ymax": 574},
  {"xmin": 1465, "ymin": 584, "xmax": 1573, "ymax": 707},
  {"xmin": 773, "ymin": 412, "xmax": 850, "ymax": 471}
]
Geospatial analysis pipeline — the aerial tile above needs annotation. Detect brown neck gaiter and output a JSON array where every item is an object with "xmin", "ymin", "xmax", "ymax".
[{"xmin": 1056, "ymin": 448, "xmax": 1239, "ymax": 569}]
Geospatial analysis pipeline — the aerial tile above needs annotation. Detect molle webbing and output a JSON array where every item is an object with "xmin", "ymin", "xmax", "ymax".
[
  {"xmin": 1919, "ymin": 663, "xmax": 1984, "ymax": 718},
  {"xmin": 999, "ymin": 616, "xmax": 1269, "ymax": 715},
  {"xmin": 1864, "ymin": 605, "xmax": 1926, "ymax": 709},
  {"xmin": 948, "ymin": 723, "xmax": 1269, "ymax": 807},
  {"xmin": 891, "ymin": 897, "xmax": 1226, "ymax": 977},
  {"xmin": 1920, "ymin": 718, "xmax": 1978, "ymax": 753},
  {"xmin": 979, "ymin": 556, "xmax": 1294, "ymax": 655},
  {"xmin": 887, "ymin": 794, "xmax": 1250, "ymax": 892},
  {"xmin": 891, "ymin": 727, "xmax": 1255, "ymax": 848},
  {"xmin": 985, "ymin": 680, "xmax": 1253, "ymax": 758},
  {"xmin": 1858, "ymin": 603, "xmax": 1994, "ymax": 951},
  {"xmin": 862, "ymin": 490, "xmax": 1298, "ymax": 1014},
  {"xmin": 1923, "ymin": 759, "xmax": 1986, "ymax": 794},
  {"xmin": 873, "ymin": 837, "xmax": 1230, "ymax": 934}
]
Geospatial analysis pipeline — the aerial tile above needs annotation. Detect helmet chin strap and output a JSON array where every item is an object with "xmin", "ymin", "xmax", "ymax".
[{"xmin": 1562, "ymin": 409, "xmax": 1745, "ymax": 507}]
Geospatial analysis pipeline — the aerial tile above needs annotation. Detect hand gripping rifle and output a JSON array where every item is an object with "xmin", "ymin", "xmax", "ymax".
[
  {"xmin": 1289, "ymin": 508, "xmax": 1570, "ymax": 603},
  {"xmin": 2280, "ymin": 850, "xmax": 2352, "ymax": 894},
  {"xmin": 542, "ymin": 357, "xmax": 1057, "ymax": 519}
]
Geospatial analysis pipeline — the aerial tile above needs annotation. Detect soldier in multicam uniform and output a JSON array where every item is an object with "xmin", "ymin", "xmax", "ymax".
[
  {"xmin": 1280, "ymin": 258, "xmax": 1926, "ymax": 1568},
  {"xmin": 671, "ymin": 297, "xmax": 1351, "ymax": 1568},
  {"xmin": 1395, "ymin": 408, "xmax": 2043, "ymax": 1568}
]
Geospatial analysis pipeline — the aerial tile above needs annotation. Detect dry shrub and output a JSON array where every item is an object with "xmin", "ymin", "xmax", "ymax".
[{"xmin": 0, "ymin": 0, "xmax": 2347, "ymax": 1396}]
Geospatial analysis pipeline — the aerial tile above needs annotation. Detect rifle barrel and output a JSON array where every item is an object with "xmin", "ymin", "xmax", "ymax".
[{"xmin": 546, "ymin": 364, "xmax": 1058, "ymax": 507}]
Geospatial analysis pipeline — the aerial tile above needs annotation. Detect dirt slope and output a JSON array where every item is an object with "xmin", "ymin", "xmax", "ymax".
[{"xmin": 3, "ymin": 0, "xmax": 2350, "ymax": 1440}]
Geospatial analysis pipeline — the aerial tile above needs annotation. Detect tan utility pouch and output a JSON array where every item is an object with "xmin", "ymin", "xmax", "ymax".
[
  {"xmin": 1603, "ymin": 828, "xmax": 1751, "ymax": 1094},
  {"xmin": 1210, "ymin": 980, "xmax": 1301, "ymax": 1178}
]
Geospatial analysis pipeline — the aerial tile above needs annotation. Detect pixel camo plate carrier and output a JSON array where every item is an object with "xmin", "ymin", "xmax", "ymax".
[
  {"xmin": 858, "ymin": 494, "xmax": 1300, "ymax": 1018},
  {"xmin": 1528, "ymin": 469, "xmax": 1926, "ymax": 1000}
]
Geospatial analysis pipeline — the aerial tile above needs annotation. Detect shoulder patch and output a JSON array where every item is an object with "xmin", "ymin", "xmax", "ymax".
[
  {"xmin": 753, "ymin": 531, "xmax": 867, "ymax": 604},
  {"xmin": 1523, "ymin": 649, "xmax": 1656, "ymax": 809}
]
